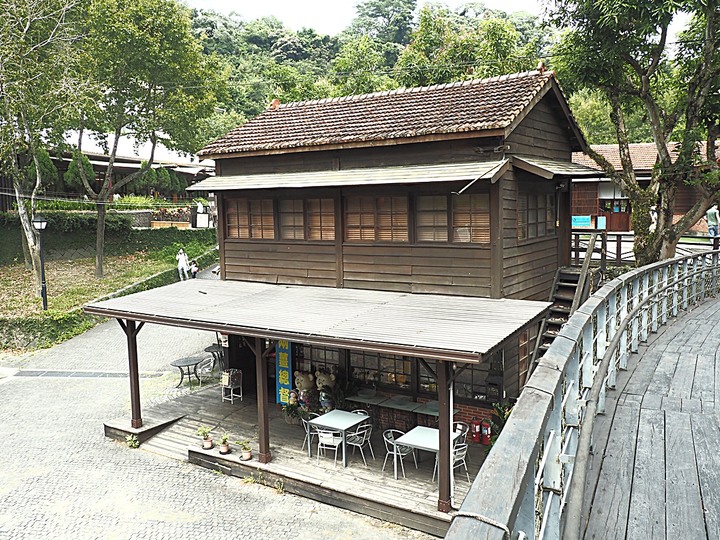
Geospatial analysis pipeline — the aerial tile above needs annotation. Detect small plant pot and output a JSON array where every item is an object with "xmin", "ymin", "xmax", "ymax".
[
  {"xmin": 240, "ymin": 450, "xmax": 252, "ymax": 461},
  {"xmin": 202, "ymin": 438, "xmax": 214, "ymax": 450},
  {"xmin": 219, "ymin": 443, "xmax": 230, "ymax": 454}
]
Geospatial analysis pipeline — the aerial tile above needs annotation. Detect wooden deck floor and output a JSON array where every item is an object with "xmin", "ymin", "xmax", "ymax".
[
  {"xmin": 582, "ymin": 298, "xmax": 720, "ymax": 539},
  {"xmin": 105, "ymin": 388, "xmax": 488, "ymax": 537}
]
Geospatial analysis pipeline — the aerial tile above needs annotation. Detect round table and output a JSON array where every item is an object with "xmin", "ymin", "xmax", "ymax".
[
  {"xmin": 170, "ymin": 356, "xmax": 203, "ymax": 387},
  {"xmin": 204, "ymin": 343, "xmax": 225, "ymax": 371}
]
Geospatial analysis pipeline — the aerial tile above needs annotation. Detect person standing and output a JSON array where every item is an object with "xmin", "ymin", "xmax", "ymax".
[
  {"xmin": 176, "ymin": 248, "xmax": 190, "ymax": 280},
  {"xmin": 706, "ymin": 204, "xmax": 719, "ymax": 238}
]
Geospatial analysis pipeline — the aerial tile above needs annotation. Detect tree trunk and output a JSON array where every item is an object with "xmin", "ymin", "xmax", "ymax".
[
  {"xmin": 95, "ymin": 201, "xmax": 106, "ymax": 278},
  {"xmin": 660, "ymin": 238, "xmax": 678, "ymax": 259},
  {"xmin": 20, "ymin": 226, "xmax": 32, "ymax": 270}
]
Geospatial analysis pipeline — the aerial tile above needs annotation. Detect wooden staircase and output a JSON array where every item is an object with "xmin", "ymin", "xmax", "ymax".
[{"xmin": 531, "ymin": 232, "xmax": 603, "ymax": 367}]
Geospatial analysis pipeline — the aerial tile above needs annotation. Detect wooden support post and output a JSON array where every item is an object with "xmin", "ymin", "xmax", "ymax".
[
  {"xmin": 255, "ymin": 337, "xmax": 272, "ymax": 463},
  {"xmin": 437, "ymin": 360, "xmax": 452, "ymax": 512},
  {"xmin": 117, "ymin": 318, "xmax": 145, "ymax": 429}
]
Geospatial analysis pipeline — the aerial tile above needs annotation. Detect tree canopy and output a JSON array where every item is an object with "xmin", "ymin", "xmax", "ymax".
[{"xmin": 550, "ymin": 1, "xmax": 720, "ymax": 264}]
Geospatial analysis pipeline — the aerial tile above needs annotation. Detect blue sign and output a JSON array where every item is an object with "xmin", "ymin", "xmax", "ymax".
[
  {"xmin": 276, "ymin": 340, "xmax": 293, "ymax": 404},
  {"xmin": 572, "ymin": 215, "xmax": 592, "ymax": 228},
  {"xmin": 596, "ymin": 216, "xmax": 607, "ymax": 230}
]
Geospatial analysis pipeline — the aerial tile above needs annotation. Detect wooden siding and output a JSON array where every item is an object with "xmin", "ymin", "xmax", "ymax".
[
  {"xmin": 499, "ymin": 169, "xmax": 559, "ymax": 301},
  {"xmin": 503, "ymin": 334, "xmax": 521, "ymax": 399},
  {"xmin": 506, "ymin": 96, "xmax": 573, "ymax": 160},
  {"xmin": 223, "ymin": 241, "xmax": 337, "ymax": 287},
  {"xmin": 219, "ymin": 138, "xmax": 502, "ymax": 176},
  {"xmin": 342, "ymin": 244, "xmax": 491, "ymax": 296}
]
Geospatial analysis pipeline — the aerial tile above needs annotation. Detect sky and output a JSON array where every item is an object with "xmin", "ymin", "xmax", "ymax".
[{"xmin": 182, "ymin": 0, "xmax": 546, "ymax": 35}]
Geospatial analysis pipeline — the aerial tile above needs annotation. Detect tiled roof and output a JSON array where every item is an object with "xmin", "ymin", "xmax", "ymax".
[
  {"xmin": 200, "ymin": 70, "xmax": 557, "ymax": 157},
  {"xmin": 572, "ymin": 143, "xmax": 675, "ymax": 172}
]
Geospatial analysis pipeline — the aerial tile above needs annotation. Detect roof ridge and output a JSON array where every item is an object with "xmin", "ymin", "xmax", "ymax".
[{"xmin": 277, "ymin": 69, "xmax": 551, "ymax": 109}]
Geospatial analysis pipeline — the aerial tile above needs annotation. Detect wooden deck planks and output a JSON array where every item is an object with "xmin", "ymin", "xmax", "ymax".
[
  {"xmin": 625, "ymin": 408, "xmax": 665, "ymax": 539},
  {"xmin": 585, "ymin": 298, "xmax": 720, "ymax": 540},
  {"xmin": 665, "ymin": 410, "xmax": 705, "ymax": 539},
  {"xmin": 583, "ymin": 403, "xmax": 640, "ymax": 540},
  {"xmin": 692, "ymin": 413, "xmax": 720, "ymax": 540}
]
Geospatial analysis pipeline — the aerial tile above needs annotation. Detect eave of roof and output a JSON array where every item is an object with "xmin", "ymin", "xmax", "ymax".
[
  {"xmin": 84, "ymin": 280, "xmax": 550, "ymax": 364},
  {"xmin": 512, "ymin": 155, "xmax": 603, "ymax": 179},
  {"xmin": 187, "ymin": 160, "xmax": 508, "ymax": 192}
]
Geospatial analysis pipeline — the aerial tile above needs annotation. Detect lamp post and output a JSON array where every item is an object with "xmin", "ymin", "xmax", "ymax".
[{"xmin": 31, "ymin": 215, "xmax": 48, "ymax": 310}]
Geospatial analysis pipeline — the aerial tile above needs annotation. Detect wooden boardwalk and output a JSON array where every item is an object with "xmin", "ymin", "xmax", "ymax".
[
  {"xmin": 582, "ymin": 298, "xmax": 720, "ymax": 539},
  {"xmin": 105, "ymin": 387, "xmax": 488, "ymax": 537}
]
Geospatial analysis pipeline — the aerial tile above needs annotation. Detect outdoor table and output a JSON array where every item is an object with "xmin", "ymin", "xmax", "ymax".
[
  {"xmin": 413, "ymin": 401, "xmax": 459, "ymax": 418},
  {"xmin": 204, "ymin": 343, "xmax": 225, "ymax": 370},
  {"xmin": 346, "ymin": 393, "xmax": 389, "ymax": 406},
  {"xmin": 308, "ymin": 409, "xmax": 369, "ymax": 467},
  {"xmin": 393, "ymin": 426, "xmax": 462, "ymax": 480},
  {"xmin": 170, "ymin": 356, "xmax": 203, "ymax": 388}
]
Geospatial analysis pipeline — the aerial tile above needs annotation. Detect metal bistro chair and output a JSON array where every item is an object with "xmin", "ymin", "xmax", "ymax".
[
  {"xmin": 453, "ymin": 421, "xmax": 470, "ymax": 445},
  {"xmin": 381, "ymin": 429, "xmax": 417, "ymax": 478},
  {"xmin": 316, "ymin": 429, "xmax": 343, "ymax": 467},
  {"xmin": 301, "ymin": 412, "xmax": 320, "ymax": 452},
  {"xmin": 196, "ymin": 356, "xmax": 215, "ymax": 386},
  {"xmin": 346, "ymin": 423, "xmax": 375, "ymax": 466},
  {"xmin": 433, "ymin": 442, "xmax": 471, "ymax": 483}
]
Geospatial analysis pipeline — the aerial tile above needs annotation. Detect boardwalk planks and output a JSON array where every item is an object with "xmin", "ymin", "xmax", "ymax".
[
  {"xmin": 583, "ymin": 402, "xmax": 640, "ymax": 540},
  {"xmin": 692, "ymin": 413, "xmax": 720, "ymax": 540},
  {"xmin": 625, "ymin": 408, "xmax": 665, "ymax": 539},
  {"xmin": 665, "ymin": 410, "xmax": 705, "ymax": 539}
]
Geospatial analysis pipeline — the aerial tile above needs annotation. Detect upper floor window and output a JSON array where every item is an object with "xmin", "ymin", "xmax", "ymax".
[
  {"xmin": 518, "ymin": 192, "xmax": 556, "ymax": 241},
  {"xmin": 226, "ymin": 198, "xmax": 274, "ymax": 239},
  {"xmin": 345, "ymin": 196, "xmax": 408, "ymax": 242}
]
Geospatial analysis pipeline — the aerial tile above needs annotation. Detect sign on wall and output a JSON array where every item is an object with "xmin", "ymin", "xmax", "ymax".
[
  {"xmin": 572, "ymin": 215, "xmax": 592, "ymax": 228},
  {"xmin": 276, "ymin": 340, "xmax": 293, "ymax": 404}
]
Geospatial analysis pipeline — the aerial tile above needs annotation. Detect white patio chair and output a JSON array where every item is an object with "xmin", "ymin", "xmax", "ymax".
[
  {"xmin": 433, "ymin": 442, "xmax": 471, "ymax": 482},
  {"xmin": 346, "ymin": 423, "xmax": 375, "ymax": 466},
  {"xmin": 301, "ymin": 412, "xmax": 320, "ymax": 451},
  {"xmin": 316, "ymin": 429, "xmax": 343, "ymax": 467},
  {"xmin": 381, "ymin": 429, "xmax": 417, "ymax": 478},
  {"xmin": 196, "ymin": 357, "xmax": 214, "ymax": 387},
  {"xmin": 453, "ymin": 421, "xmax": 470, "ymax": 445}
]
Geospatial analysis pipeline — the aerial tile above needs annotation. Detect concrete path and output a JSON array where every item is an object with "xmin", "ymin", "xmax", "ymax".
[{"xmin": 0, "ymin": 271, "xmax": 433, "ymax": 539}]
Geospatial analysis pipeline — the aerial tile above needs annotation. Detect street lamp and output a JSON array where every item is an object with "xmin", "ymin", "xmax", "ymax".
[{"xmin": 31, "ymin": 215, "xmax": 48, "ymax": 310}]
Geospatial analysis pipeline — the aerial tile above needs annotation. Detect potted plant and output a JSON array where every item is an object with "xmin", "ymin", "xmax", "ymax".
[
  {"xmin": 237, "ymin": 440, "xmax": 252, "ymax": 461},
  {"xmin": 218, "ymin": 432, "xmax": 231, "ymax": 454},
  {"xmin": 196, "ymin": 426, "xmax": 213, "ymax": 449},
  {"xmin": 281, "ymin": 402, "xmax": 302, "ymax": 425}
]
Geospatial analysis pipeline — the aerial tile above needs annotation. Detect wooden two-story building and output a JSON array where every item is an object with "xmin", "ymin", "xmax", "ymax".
[{"xmin": 85, "ymin": 69, "xmax": 596, "ymax": 514}]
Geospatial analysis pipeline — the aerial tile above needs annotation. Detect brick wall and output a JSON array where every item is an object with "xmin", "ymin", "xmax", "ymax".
[{"xmin": 572, "ymin": 183, "xmax": 598, "ymax": 215}]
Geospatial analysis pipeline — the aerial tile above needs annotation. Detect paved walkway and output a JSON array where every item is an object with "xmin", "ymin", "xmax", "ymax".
[
  {"xmin": 0, "ymin": 271, "xmax": 432, "ymax": 539},
  {"xmin": 582, "ymin": 298, "xmax": 720, "ymax": 539}
]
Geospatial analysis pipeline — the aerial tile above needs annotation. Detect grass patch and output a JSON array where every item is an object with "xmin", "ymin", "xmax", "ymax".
[{"xmin": 0, "ymin": 253, "xmax": 175, "ymax": 317}]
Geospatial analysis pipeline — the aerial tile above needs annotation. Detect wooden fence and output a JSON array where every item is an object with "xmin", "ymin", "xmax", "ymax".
[
  {"xmin": 446, "ymin": 249, "xmax": 720, "ymax": 539},
  {"xmin": 571, "ymin": 229, "xmax": 720, "ymax": 268}
]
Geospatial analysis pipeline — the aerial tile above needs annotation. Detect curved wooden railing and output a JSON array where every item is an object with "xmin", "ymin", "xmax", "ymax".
[{"xmin": 446, "ymin": 249, "xmax": 720, "ymax": 540}]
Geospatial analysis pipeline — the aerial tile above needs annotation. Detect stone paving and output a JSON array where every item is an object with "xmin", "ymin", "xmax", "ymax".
[{"xmin": 0, "ymin": 275, "xmax": 434, "ymax": 539}]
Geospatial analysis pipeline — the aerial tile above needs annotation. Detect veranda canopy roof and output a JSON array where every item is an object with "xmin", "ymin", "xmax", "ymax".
[
  {"xmin": 84, "ymin": 280, "xmax": 550, "ymax": 364},
  {"xmin": 186, "ymin": 160, "xmax": 509, "ymax": 192}
]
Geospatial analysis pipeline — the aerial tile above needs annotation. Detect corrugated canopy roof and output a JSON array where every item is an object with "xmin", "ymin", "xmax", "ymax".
[
  {"xmin": 187, "ymin": 160, "xmax": 508, "ymax": 192},
  {"xmin": 512, "ymin": 155, "xmax": 603, "ymax": 179},
  {"xmin": 84, "ymin": 280, "xmax": 550, "ymax": 363}
]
